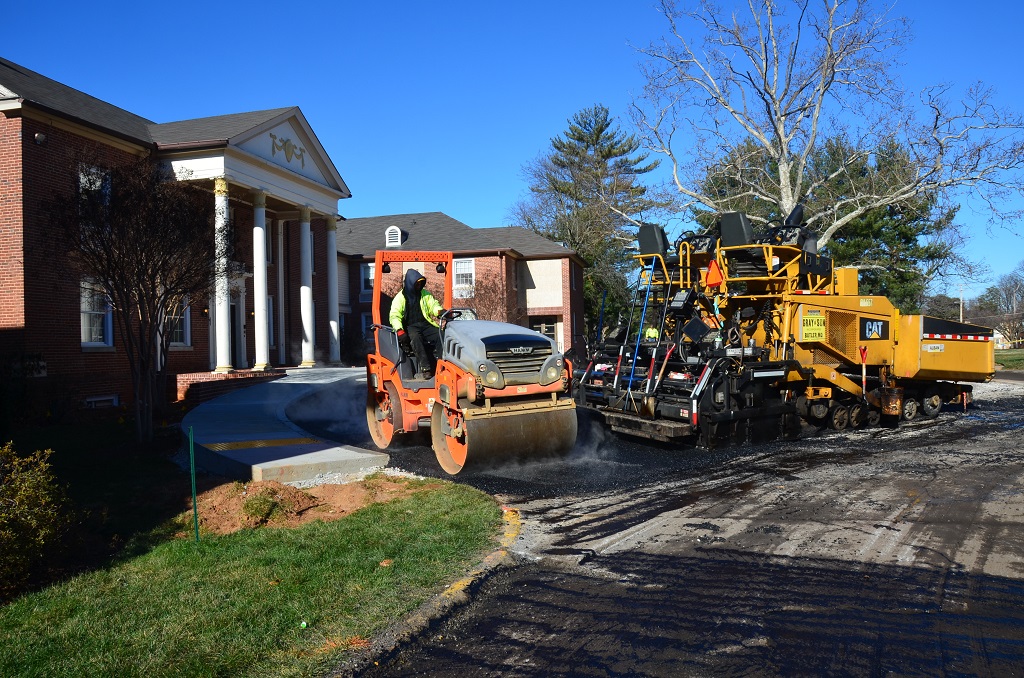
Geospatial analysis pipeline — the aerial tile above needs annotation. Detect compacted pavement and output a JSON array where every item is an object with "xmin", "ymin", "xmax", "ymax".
[{"xmin": 298, "ymin": 376, "xmax": 1024, "ymax": 676}]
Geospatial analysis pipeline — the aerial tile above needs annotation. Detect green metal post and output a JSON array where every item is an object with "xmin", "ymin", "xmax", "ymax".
[{"xmin": 189, "ymin": 426, "xmax": 200, "ymax": 543}]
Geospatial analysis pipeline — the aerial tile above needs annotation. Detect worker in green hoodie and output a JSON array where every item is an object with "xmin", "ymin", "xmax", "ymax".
[{"xmin": 389, "ymin": 269, "xmax": 445, "ymax": 379}]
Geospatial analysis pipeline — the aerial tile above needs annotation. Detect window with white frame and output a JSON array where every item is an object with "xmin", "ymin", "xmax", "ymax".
[
  {"xmin": 361, "ymin": 312, "xmax": 373, "ymax": 340},
  {"xmin": 359, "ymin": 263, "xmax": 374, "ymax": 301},
  {"xmin": 80, "ymin": 280, "xmax": 112, "ymax": 347},
  {"xmin": 166, "ymin": 300, "xmax": 191, "ymax": 346},
  {"xmin": 453, "ymin": 258, "xmax": 475, "ymax": 299}
]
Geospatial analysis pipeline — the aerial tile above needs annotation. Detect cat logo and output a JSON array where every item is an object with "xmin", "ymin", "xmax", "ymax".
[{"xmin": 859, "ymin": 318, "xmax": 889, "ymax": 340}]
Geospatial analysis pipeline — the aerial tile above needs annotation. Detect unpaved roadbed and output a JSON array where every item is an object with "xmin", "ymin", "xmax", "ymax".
[{"xmin": 358, "ymin": 380, "xmax": 1024, "ymax": 676}]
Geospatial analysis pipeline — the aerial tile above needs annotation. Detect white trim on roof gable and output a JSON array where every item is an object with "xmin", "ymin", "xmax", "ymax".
[
  {"xmin": 230, "ymin": 108, "xmax": 350, "ymax": 198},
  {"xmin": 237, "ymin": 119, "xmax": 330, "ymax": 188},
  {"xmin": 165, "ymin": 148, "xmax": 342, "ymax": 216}
]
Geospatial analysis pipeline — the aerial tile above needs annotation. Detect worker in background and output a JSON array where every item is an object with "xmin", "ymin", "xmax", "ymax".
[
  {"xmin": 390, "ymin": 269, "xmax": 445, "ymax": 379},
  {"xmin": 644, "ymin": 325, "xmax": 660, "ymax": 341}
]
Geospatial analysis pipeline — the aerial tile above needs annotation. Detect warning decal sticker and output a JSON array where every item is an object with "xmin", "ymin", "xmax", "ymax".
[{"xmin": 801, "ymin": 309, "xmax": 826, "ymax": 341}]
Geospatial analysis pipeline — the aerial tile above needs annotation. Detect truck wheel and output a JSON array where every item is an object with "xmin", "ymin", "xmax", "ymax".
[
  {"xmin": 848, "ymin": 402, "xmax": 867, "ymax": 429},
  {"xmin": 901, "ymin": 397, "xmax": 919, "ymax": 421},
  {"xmin": 827, "ymin": 404, "xmax": 850, "ymax": 431},
  {"xmin": 921, "ymin": 389, "xmax": 942, "ymax": 419}
]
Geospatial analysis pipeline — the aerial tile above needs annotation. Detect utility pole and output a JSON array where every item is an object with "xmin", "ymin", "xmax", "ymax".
[{"xmin": 959, "ymin": 284, "xmax": 964, "ymax": 322}]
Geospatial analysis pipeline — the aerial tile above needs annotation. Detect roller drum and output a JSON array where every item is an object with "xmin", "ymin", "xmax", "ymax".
[{"xmin": 432, "ymin": 402, "xmax": 578, "ymax": 475}]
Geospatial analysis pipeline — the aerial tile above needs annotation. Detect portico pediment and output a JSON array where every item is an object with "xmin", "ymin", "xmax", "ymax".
[
  {"xmin": 235, "ymin": 116, "xmax": 334, "ymax": 190},
  {"xmin": 157, "ymin": 106, "xmax": 350, "ymax": 214}
]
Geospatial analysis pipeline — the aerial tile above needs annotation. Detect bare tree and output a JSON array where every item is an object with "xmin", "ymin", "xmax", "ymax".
[
  {"xmin": 967, "ymin": 267, "xmax": 1024, "ymax": 346},
  {"xmin": 633, "ymin": 0, "xmax": 1024, "ymax": 248},
  {"xmin": 463, "ymin": 272, "xmax": 526, "ymax": 325},
  {"xmin": 48, "ymin": 155, "xmax": 232, "ymax": 444}
]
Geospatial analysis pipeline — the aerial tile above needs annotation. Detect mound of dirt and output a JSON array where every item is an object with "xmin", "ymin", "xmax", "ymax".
[{"xmin": 186, "ymin": 476, "xmax": 441, "ymax": 535}]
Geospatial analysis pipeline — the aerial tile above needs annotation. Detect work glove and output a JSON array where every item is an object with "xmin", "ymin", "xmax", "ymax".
[{"xmin": 397, "ymin": 329, "xmax": 412, "ymax": 351}]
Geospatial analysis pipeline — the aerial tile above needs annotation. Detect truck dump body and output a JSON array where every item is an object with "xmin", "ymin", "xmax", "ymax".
[{"xmin": 896, "ymin": 316, "xmax": 995, "ymax": 382}]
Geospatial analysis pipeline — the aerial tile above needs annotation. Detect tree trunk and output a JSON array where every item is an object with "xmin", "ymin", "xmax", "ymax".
[{"xmin": 131, "ymin": 363, "xmax": 155, "ymax": 446}]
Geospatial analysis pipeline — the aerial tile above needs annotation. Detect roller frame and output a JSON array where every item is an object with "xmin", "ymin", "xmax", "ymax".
[{"xmin": 364, "ymin": 249, "xmax": 578, "ymax": 475}]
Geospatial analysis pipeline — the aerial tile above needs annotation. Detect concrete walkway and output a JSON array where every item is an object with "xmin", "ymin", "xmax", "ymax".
[{"xmin": 181, "ymin": 367, "xmax": 388, "ymax": 483}]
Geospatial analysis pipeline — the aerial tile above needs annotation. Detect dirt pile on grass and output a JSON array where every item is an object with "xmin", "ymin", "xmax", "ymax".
[{"xmin": 186, "ymin": 476, "xmax": 441, "ymax": 535}]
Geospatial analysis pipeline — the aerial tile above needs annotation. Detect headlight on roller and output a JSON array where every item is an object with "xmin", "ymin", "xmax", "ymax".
[
  {"xmin": 485, "ymin": 371, "xmax": 500, "ymax": 385},
  {"xmin": 546, "ymin": 366, "xmax": 559, "ymax": 381}
]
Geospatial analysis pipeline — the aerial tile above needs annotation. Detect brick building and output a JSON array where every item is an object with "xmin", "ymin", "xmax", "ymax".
[
  {"xmin": 336, "ymin": 212, "xmax": 586, "ymax": 354},
  {"xmin": 0, "ymin": 58, "xmax": 587, "ymax": 415},
  {"xmin": 1, "ymin": 57, "xmax": 350, "ymax": 411}
]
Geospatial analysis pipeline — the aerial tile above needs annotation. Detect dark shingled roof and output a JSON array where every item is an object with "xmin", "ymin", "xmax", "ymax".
[
  {"xmin": 477, "ymin": 226, "xmax": 576, "ymax": 257},
  {"xmin": 337, "ymin": 212, "xmax": 579, "ymax": 262},
  {"xmin": 149, "ymin": 108, "xmax": 295, "ymax": 146},
  {"xmin": 0, "ymin": 57, "xmax": 155, "ymax": 142},
  {"xmin": 0, "ymin": 57, "xmax": 291, "ymax": 150}
]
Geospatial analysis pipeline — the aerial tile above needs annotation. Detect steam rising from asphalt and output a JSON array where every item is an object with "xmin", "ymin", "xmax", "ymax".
[
  {"xmin": 474, "ymin": 411, "xmax": 642, "ymax": 486},
  {"xmin": 286, "ymin": 370, "xmax": 653, "ymax": 490}
]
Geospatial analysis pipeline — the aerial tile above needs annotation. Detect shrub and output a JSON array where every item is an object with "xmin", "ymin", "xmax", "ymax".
[{"xmin": 0, "ymin": 443, "xmax": 70, "ymax": 601}]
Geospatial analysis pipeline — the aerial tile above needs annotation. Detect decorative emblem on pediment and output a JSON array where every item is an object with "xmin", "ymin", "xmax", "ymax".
[{"xmin": 269, "ymin": 133, "xmax": 306, "ymax": 169}]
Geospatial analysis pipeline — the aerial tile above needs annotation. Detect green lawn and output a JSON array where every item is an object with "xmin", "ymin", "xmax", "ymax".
[
  {"xmin": 0, "ymin": 483, "xmax": 502, "ymax": 677},
  {"xmin": 996, "ymin": 348, "xmax": 1024, "ymax": 370}
]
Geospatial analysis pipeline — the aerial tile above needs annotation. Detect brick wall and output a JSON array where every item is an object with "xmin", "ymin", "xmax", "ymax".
[
  {"xmin": 0, "ymin": 114, "xmax": 26, "ymax": 355},
  {"xmin": 19, "ymin": 118, "xmax": 151, "ymax": 406},
  {"xmin": 175, "ymin": 369, "xmax": 285, "ymax": 405},
  {"xmin": 4, "ymin": 114, "xmax": 338, "ymax": 414},
  {"xmin": 467, "ymin": 255, "xmax": 509, "ymax": 321}
]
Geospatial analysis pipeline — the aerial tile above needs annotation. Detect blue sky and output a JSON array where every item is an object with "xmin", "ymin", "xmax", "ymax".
[{"xmin": 5, "ymin": 0, "xmax": 1022, "ymax": 298}]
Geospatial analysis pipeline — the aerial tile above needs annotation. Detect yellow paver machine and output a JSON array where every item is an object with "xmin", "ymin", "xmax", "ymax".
[{"xmin": 578, "ymin": 208, "xmax": 994, "ymax": 446}]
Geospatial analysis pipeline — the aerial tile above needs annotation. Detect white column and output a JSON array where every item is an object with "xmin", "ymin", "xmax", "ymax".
[
  {"xmin": 325, "ymin": 215, "xmax": 341, "ymax": 363},
  {"xmin": 276, "ymin": 219, "xmax": 286, "ymax": 365},
  {"xmin": 298, "ymin": 207, "xmax": 315, "ymax": 367},
  {"xmin": 213, "ymin": 178, "xmax": 233, "ymax": 373},
  {"xmin": 252, "ymin": 191, "xmax": 270, "ymax": 371}
]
